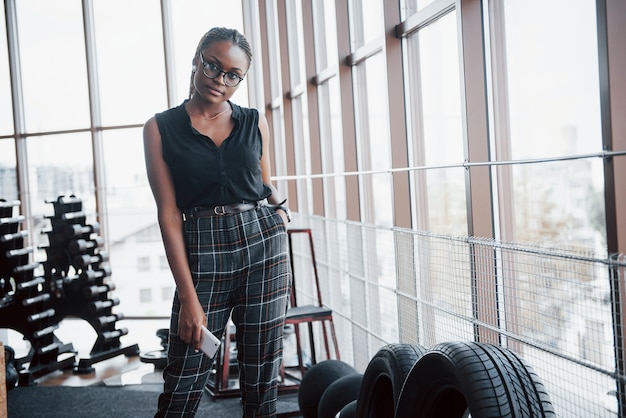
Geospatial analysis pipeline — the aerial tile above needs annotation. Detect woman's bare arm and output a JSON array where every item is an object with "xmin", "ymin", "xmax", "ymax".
[{"xmin": 143, "ymin": 117, "xmax": 206, "ymax": 350}]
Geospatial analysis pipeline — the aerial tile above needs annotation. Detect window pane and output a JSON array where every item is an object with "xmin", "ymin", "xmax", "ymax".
[
  {"xmin": 401, "ymin": 0, "xmax": 439, "ymax": 18},
  {"xmin": 161, "ymin": 286, "xmax": 174, "ymax": 301},
  {"xmin": 159, "ymin": 255, "xmax": 168, "ymax": 270},
  {"xmin": 100, "ymin": 128, "xmax": 152, "ymax": 208},
  {"xmin": 100, "ymin": 128, "xmax": 166, "ymax": 317},
  {"xmin": 426, "ymin": 168, "xmax": 468, "ymax": 236},
  {"xmin": 350, "ymin": 0, "xmax": 384, "ymax": 47},
  {"xmin": 312, "ymin": 2, "xmax": 345, "ymax": 207},
  {"xmin": 26, "ymin": 133, "xmax": 95, "ymax": 249},
  {"xmin": 93, "ymin": 0, "xmax": 168, "ymax": 125},
  {"xmin": 419, "ymin": 15, "xmax": 463, "ymax": 167},
  {"xmin": 137, "ymin": 256, "xmax": 150, "ymax": 272},
  {"xmin": 361, "ymin": 54, "xmax": 393, "ymax": 226},
  {"xmin": 0, "ymin": 140, "xmax": 17, "ymax": 200},
  {"xmin": 292, "ymin": 95, "xmax": 312, "ymax": 209},
  {"xmin": 17, "ymin": 0, "xmax": 90, "ymax": 132},
  {"xmin": 499, "ymin": 0, "xmax": 605, "ymax": 247},
  {"xmin": 312, "ymin": 1, "xmax": 345, "ymax": 218},
  {"xmin": 139, "ymin": 288, "xmax": 152, "ymax": 303},
  {"xmin": 264, "ymin": 0, "xmax": 280, "ymax": 101},
  {"xmin": 503, "ymin": 0, "xmax": 602, "ymax": 159},
  {"xmin": 406, "ymin": 12, "xmax": 467, "ymax": 234},
  {"xmin": 365, "ymin": 55, "xmax": 391, "ymax": 173},
  {"xmin": 313, "ymin": 0, "xmax": 338, "ymax": 71},
  {"xmin": 512, "ymin": 160, "xmax": 606, "ymax": 247},
  {"xmin": 0, "ymin": 4, "xmax": 13, "ymax": 136},
  {"xmin": 363, "ymin": 54, "xmax": 393, "ymax": 226},
  {"xmin": 320, "ymin": 78, "xmax": 347, "ymax": 219}
]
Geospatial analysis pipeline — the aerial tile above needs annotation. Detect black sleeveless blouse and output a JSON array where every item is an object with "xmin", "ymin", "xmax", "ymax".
[{"xmin": 155, "ymin": 100, "xmax": 272, "ymax": 210}]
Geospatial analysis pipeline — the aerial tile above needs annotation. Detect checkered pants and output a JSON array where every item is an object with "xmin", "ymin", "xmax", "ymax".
[{"xmin": 155, "ymin": 206, "xmax": 292, "ymax": 418}]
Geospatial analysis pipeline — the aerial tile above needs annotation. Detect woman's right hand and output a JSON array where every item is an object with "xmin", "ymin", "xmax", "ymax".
[{"xmin": 177, "ymin": 298, "xmax": 207, "ymax": 351}]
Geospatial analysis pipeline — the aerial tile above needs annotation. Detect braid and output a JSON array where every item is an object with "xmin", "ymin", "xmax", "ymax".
[{"xmin": 188, "ymin": 27, "xmax": 252, "ymax": 98}]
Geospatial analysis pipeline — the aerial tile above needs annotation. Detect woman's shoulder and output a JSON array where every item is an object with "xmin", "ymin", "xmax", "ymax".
[
  {"xmin": 230, "ymin": 101, "xmax": 257, "ymax": 117},
  {"xmin": 156, "ymin": 101, "xmax": 187, "ymax": 121}
]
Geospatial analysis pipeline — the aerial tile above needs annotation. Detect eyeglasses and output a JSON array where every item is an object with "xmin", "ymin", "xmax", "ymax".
[{"xmin": 199, "ymin": 53, "xmax": 245, "ymax": 87}]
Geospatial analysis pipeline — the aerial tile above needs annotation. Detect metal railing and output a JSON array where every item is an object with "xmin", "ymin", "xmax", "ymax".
[{"xmin": 288, "ymin": 214, "xmax": 624, "ymax": 417}]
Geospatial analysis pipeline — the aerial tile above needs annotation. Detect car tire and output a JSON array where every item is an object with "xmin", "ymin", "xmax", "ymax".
[
  {"xmin": 355, "ymin": 343, "xmax": 427, "ymax": 418},
  {"xmin": 395, "ymin": 341, "xmax": 555, "ymax": 418}
]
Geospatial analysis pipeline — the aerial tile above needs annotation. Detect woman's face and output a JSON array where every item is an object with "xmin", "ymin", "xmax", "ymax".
[{"xmin": 193, "ymin": 40, "xmax": 249, "ymax": 103}]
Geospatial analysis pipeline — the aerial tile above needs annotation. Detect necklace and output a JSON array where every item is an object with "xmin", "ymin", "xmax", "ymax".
[{"xmin": 187, "ymin": 106, "xmax": 230, "ymax": 120}]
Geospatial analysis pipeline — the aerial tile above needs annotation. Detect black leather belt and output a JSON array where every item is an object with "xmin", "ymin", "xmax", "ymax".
[
  {"xmin": 184, "ymin": 202, "xmax": 258, "ymax": 219},
  {"xmin": 183, "ymin": 200, "xmax": 286, "ymax": 220}
]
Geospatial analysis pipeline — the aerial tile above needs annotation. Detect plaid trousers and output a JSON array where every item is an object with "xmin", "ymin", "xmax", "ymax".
[{"xmin": 156, "ymin": 206, "xmax": 292, "ymax": 418}]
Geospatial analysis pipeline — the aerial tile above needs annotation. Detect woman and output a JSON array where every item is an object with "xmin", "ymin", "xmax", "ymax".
[{"xmin": 143, "ymin": 27, "xmax": 292, "ymax": 417}]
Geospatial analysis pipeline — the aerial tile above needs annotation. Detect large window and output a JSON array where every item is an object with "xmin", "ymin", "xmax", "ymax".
[
  {"xmin": 0, "ymin": 3, "xmax": 13, "ymax": 136},
  {"xmin": 92, "ymin": 0, "xmax": 167, "ymax": 126},
  {"xmin": 405, "ymin": 10, "xmax": 467, "ymax": 235},
  {"xmin": 18, "ymin": 1, "xmax": 90, "ymax": 132},
  {"xmin": 26, "ymin": 132, "xmax": 95, "ymax": 219},
  {"xmin": 0, "ymin": 141, "xmax": 17, "ymax": 201},
  {"xmin": 492, "ymin": 0, "xmax": 605, "ymax": 249},
  {"xmin": 312, "ymin": 0, "xmax": 346, "ymax": 219},
  {"xmin": 0, "ymin": 0, "xmax": 247, "ymax": 319}
]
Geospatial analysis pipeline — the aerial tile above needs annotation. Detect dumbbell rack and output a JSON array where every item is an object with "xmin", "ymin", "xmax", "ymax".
[
  {"xmin": 42, "ymin": 195, "xmax": 139, "ymax": 374},
  {"xmin": 0, "ymin": 199, "xmax": 76, "ymax": 386}
]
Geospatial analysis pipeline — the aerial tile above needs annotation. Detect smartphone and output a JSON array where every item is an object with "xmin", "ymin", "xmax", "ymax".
[{"xmin": 200, "ymin": 325, "xmax": 221, "ymax": 358}]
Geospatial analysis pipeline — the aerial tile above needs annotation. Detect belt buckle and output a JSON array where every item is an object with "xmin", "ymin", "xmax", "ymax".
[{"xmin": 214, "ymin": 205, "xmax": 226, "ymax": 215}]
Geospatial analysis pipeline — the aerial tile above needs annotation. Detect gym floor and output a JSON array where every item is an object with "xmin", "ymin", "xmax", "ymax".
[
  {"xmin": 35, "ymin": 352, "xmax": 164, "ymax": 388},
  {"xmin": 5, "ymin": 319, "xmax": 303, "ymax": 417}
]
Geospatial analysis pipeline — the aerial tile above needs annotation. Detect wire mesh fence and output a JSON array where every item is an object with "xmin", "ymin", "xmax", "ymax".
[{"xmin": 288, "ymin": 214, "xmax": 624, "ymax": 417}]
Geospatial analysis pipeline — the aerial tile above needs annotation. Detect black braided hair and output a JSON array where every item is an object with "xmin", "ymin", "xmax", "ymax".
[{"xmin": 189, "ymin": 27, "xmax": 252, "ymax": 98}]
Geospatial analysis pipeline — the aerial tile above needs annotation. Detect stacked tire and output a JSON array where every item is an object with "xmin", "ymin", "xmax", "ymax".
[
  {"xmin": 356, "ymin": 344, "xmax": 427, "ymax": 418},
  {"xmin": 394, "ymin": 342, "xmax": 555, "ymax": 418},
  {"xmin": 298, "ymin": 342, "xmax": 555, "ymax": 418},
  {"xmin": 298, "ymin": 359, "xmax": 362, "ymax": 418}
]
